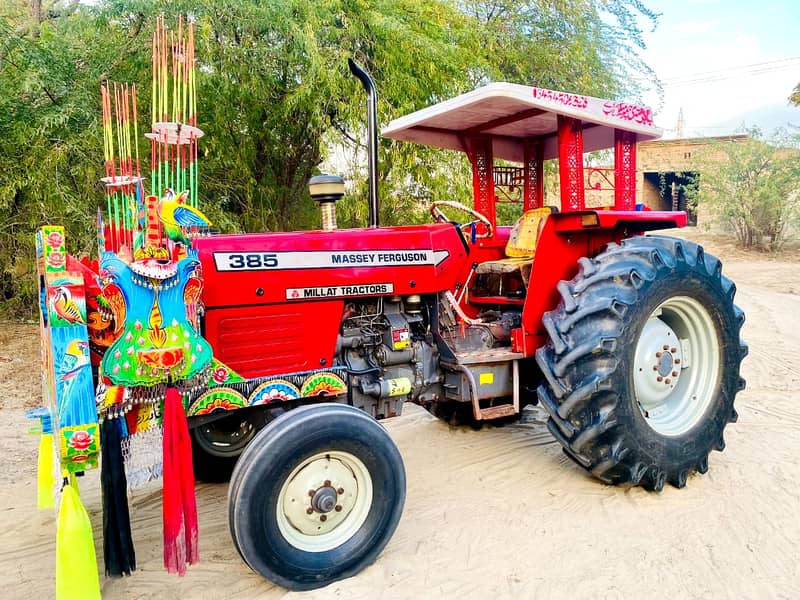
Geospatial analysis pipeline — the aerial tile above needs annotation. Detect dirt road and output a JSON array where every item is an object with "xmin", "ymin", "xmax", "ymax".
[{"xmin": 1, "ymin": 233, "xmax": 799, "ymax": 599}]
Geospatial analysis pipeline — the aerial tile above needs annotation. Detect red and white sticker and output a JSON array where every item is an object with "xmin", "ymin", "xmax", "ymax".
[
  {"xmin": 214, "ymin": 249, "xmax": 450, "ymax": 271},
  {"xmin": 391, "ymin": 327, "xmax": 410, "ymax": 350},
  {"xmin": 286, "ymin": 283, "xmax": 394, "ymax": 300}
]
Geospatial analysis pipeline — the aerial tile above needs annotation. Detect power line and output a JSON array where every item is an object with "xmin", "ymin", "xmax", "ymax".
[
  {"xmin": 662, "ymin": 57, "xmax": 800, "ymax": 87},
  {"xmin": 662, "ymin": 57, "xmax": 800, "ymax": 82}
]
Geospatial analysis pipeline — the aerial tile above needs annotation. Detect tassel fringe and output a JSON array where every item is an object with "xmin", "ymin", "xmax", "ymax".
[
  {"xmin": 56, "ymin": 482, "xmax": 101, "ymax": 600},
  {"xmin": 101, "ymin": 417, "xmax": 136, "ymax": 577},
  {"xmin": 162, "ymin": 387, "xmax": 199, "ymax": 575}
]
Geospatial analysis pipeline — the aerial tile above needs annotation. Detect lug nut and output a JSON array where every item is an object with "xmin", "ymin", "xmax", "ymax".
[
  {"xmin": 663, "ymin": 344, "xmax": 669, "ymax": 350},
  {"xmin": 652, "ymin": 365, "xmax": 658, "ymax": 371},
  {"xmin": 675, "ymin": 358, "xmax": 681, "ymax": 364},
  {"xmin": 657, "ymin": 376, "xmax": 663, "ymax": 382},
  {"xmin": 320, "ymin": 515, "xmax": 327, "ymax": 522},
  {"xmin": 671, "ymin": 347, "xmax": 677, "ymax": 353},
  {"xmin": 337, "ymin": 487, "xmax": 344, "ymax": 494},
  {"xmin": 656, "ymin": 352, "xmax": 662, "ymax": 358},
  {"xmin": 306, "ymin": 507, "xmax": 313, "ymax": 514},
  {"xmin": 308, "ymin": 490, "xmax": 315, "ymax": 497},
  {"xmin": 672, "ymin": 371, "xmax": 678, "ymax": 377},
  {"xmin": 324, "ymin": 480, "xmax": 331, "ymax": 487},
  {"xmin": 335, "ymin": 505, "xmax": 342, "ymax": 512},
  {"xmin": 665, "ymin": 378, "xmax": 672, "ymax": 385}
]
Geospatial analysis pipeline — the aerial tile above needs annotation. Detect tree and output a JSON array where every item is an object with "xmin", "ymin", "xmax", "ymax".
[
  {"xmin": 687, "ymin": 129, "xmax": 800, "ymax": 251},
  {"xmin": 1, "ymin": 0, "xmax": 661, "ymax": 314},
  {"xmin": 790, "ymin": 82, "xmax": 800, "ymax": 106},
  {"xmin": 462, "ymin": 0, "xmax": 659, "ymax": 101},
  {"xmin": 0, "ymin": 1, "xmax": 129, "ymax": 313}
]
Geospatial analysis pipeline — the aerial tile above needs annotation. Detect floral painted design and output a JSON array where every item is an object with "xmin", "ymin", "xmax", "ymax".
[
  {"xmin": 206, "ymin": 359, "xmax": 245, "ymax": 386},
  {"xmin": 249, "ymin": 380, "xmax": 301, "ymax": 405},
  {"xmin": 68, "ymin": 430, "xmax": 94, "ymax": 451},
  {"xmin": 47, "ymin": 250, "xmax": 65, "ymax": 269},
  {"xmin": 60, "ymin": 424, "xmax": 99, "ymax": 472},
  {"xmin": 300, "ymin": 373, "xmax": 347, "ymax": 397},
  {"xmin": 46, "ymin": 230, "xmax": 64, "ymax": 248},
  {"xmin": 211, "ymin": 366, "xmax": 229, "ymax": 384},
  {"xmin": 187, "ymin": 388, "xmax": 248, "ymax": 416}
]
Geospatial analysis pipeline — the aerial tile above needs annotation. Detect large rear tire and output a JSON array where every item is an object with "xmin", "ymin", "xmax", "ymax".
[
  {"xmin": 536, "ymin": 236, "xmax": 747, "ymax": 491},
  {"xmin": 228, "ymin": 404, "xmax": 406, "ymax": 590}
]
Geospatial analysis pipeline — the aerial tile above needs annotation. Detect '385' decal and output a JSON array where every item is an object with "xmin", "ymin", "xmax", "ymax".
[{"xmin": 213, "ymin": 249, "xmax": 450, "ymax": 271}]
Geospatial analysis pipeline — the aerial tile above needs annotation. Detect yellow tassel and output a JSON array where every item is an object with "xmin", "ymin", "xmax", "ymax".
[
  {"xmin": 56, "ymin": 483, "xmax": 101, "ymax": 600},
  {"xmin": 37, "ymin": 433, "xmax": 55, "ymax": 509}
]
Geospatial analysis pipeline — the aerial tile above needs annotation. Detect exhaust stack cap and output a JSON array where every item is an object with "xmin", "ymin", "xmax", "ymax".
[{"xmin": 309, "ymin": 174, "xmax": 345, "ymax": 231}]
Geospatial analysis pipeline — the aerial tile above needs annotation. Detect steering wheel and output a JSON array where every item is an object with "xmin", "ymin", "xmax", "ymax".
[{"xmin": 430, "ymin": 200, "xmax": 494, "ymax": 240}]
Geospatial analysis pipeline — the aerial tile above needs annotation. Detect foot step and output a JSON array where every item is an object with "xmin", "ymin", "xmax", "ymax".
[{"xmin": 477, "ymin": 404, "xmax": 516, "ymax": 420}]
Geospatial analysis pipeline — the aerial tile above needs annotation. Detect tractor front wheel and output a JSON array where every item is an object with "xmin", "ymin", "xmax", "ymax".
[
  {"xmin": 536, "ymin": 236, "xmax": 747, "ymax": 490},
  {"xmin": 228, "ymin": 403, "xmax": 406, "ymax": 590}
]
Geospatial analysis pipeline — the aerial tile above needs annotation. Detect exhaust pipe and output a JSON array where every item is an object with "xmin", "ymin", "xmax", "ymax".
[{"xmin": 348, "ymin": 59, "xmax": 379, "ymax": 228}]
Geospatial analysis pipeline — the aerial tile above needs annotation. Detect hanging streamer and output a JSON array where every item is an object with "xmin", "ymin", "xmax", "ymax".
[
  {"xmin": 56, "ymin": 482, "xmax": 101, "ymax": 600},
  {"xmin": 162, "ymin": 387, "xmax": 198, "ymax": 575},
  {"xmin": 101, "ymin": 417, "xmax": 136, "ymax": 577},
  {"xmin": 37, "ymin": 432, "xmax": 55, "ymax": 510}
]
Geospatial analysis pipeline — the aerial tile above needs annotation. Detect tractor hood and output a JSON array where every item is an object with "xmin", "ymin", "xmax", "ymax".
[{"xmin": 194, "ymin": 223, "xmax": 469, "ymax": 309}]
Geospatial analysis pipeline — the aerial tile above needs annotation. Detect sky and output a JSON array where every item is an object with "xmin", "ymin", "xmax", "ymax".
[{"xmin": 637, "ymin": 0, "xmax": 800, "ymax": 138}]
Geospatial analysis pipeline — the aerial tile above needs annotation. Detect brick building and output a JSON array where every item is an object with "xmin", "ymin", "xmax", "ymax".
[
  {"xmin": 636, "ymin": 135, "xmax": 749, "ymax": 225},
  {"xmin": 540, "ymin": 134, "xmax": 749, "ymax": 227}
]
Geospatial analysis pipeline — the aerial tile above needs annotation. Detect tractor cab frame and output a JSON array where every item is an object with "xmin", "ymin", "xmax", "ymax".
[{"xmin": 383, "ymin": 83, "xmax": 686, "ymax": 355}]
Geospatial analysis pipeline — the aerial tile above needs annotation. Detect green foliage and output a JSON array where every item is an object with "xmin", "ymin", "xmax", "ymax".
[
  {"xmin": 1, "ymin": 0, "xmax": 659, "ymax": 314},
  {"xmin": 462, "ymin": 0, "xmax": 659, "ymax": 100},
  {"xmin": 687, "ymin": 129, "xmax": 800, "ymax": 251},
  {"xmin": 791, "ymin": 82, "xmax": 800, "ymax": 106},
  {"xmin": 0, "ymin": 1, "xmax": 126, "ymax": 315}
]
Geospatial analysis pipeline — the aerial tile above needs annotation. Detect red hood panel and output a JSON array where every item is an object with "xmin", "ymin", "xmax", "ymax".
[{"xmin": 195, "ymin": 224, "xmax": 469, "ymax": 308}]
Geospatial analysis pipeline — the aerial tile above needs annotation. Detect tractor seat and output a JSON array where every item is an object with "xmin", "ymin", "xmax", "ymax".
[{"xmin": 472, "ymin": 207, "xmax": 555, "ymax": 300}]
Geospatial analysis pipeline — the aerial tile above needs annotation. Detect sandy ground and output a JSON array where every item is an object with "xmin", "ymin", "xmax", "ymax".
[{"xmin": 1, "ymin": 231, "xmax": 799, "ymax": 599}]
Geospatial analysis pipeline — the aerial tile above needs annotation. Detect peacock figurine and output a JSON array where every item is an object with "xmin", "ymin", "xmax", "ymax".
[{"xmin": 157, "ymin": 189, "xmax": 212, "ymax": 246}]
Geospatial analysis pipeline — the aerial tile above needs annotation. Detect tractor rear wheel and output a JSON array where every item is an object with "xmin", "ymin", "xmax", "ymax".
[
  {"xmin": 536, "ymin": 236, "xmax": 747, "ymax": 491},
  {"xmin": 228, "ymin": 404, "xmax": 406, "ymax": 590}
]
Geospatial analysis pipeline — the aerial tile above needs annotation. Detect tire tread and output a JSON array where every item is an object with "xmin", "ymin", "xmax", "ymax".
[{"xmin": 536, "ymin": 235, "xmax": 746, "ymax": 490}]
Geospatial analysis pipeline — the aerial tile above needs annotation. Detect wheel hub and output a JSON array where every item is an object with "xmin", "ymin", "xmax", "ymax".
[
  {"xmin": 634, "ymin": 317, "xmax": 684, "ymax": 409},
  {"xmin": 279, "ymin": 452, "xmax": 370, "ymax": 547},
  {"xmin": 311, "ymin": 485, "xmax": 338, "ymax": 513},
  {"xmin": 657, "ymin": 351, "xmax": 674, "ymax": 377},
  {"xmin": 632, "ymin": 296, "xmax": 721, "ymax": 437}
]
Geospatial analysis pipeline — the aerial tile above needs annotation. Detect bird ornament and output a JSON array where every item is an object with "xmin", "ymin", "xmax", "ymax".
[{"xmin": 157, "ymin": 189, "xmax": 212, "ymax": 246}]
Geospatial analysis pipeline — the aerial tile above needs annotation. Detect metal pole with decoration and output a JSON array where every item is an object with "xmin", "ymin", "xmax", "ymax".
[{"xmin": 30, "ymin": 15, "xmax": 214, "ymax": 597}]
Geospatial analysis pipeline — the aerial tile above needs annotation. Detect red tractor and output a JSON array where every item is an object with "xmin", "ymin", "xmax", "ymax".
[{"xmin": 183, "ymin": 62, "xmax": 746, "ymax": 589}]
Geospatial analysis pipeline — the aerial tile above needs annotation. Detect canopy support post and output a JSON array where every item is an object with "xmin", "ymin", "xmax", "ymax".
[
  {"xmin": 467, "ymin": 135, "xmax": 497, "ymax": 231},
  {"xmin": 557, "ymin": 116, "xmax": 585, "ymax": 211},
  {"xmin": 523, "ymin": 139, "xmax": 544, "ymax": 211},
  {"xmin": 614, "ymin": 128, "xmax": 637, "ymax": 211}
]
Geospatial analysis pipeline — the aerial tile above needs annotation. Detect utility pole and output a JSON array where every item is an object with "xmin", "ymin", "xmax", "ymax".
[{"xmin": 676, "ymin": 108, "xmax": 685, "ymax": 139}]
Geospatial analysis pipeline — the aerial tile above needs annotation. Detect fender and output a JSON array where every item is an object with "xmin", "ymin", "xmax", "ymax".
[{"xmin": 514, "ymin": 210, "xmax": 687, "ymax": 354}]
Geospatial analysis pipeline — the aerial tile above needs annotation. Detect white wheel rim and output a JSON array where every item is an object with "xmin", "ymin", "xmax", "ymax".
[
  {"xmin": 633, "ymin": 296, "xmax": 720, "ymax": 436},
  {"xmin": 277, "ymin": 451, "xmax": 372, "ymax": 552}
]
